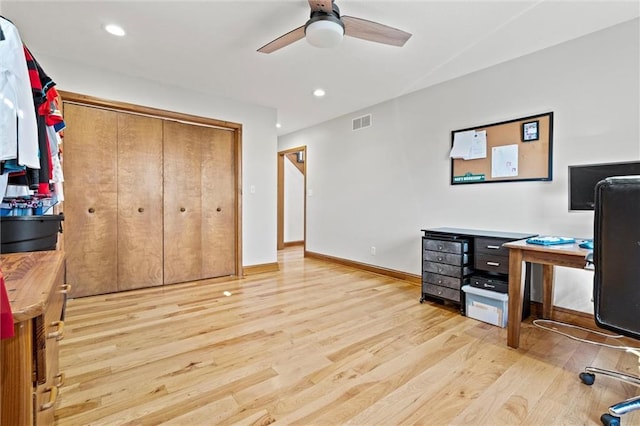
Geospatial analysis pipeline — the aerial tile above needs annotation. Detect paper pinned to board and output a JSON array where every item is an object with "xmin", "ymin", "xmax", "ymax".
[
  {"xmin": 491, "ymin": 144, "xmax": 519, "ymax": 177},
  {"xmin": 450, "ymin": 130, "xmax": 487, "ymax": 160}
]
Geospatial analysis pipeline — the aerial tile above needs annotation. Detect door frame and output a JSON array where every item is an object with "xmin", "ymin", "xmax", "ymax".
[
  {"xmin": 59, "ymin": 90, "xmax": 244, "ymax": 277},
  {"xmin": 277, "ymin": 146, "xmax": 307, "ymax": 251}
]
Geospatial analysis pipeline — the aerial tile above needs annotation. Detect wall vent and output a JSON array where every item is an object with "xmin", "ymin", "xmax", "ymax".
[{"xmin": 352, "ymin": 114, "xmax": 372, "ymax": 131}]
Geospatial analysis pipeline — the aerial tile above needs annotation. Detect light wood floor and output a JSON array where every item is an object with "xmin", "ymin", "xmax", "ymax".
[{"xmin": 56, "ymin": 247, "xmax": 640, "ymax": 425}]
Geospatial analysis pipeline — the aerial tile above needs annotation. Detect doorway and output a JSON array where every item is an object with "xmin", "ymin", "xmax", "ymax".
[{"xmin": 277, "ymin": 146, "xmax": 307, "ymax": 250}]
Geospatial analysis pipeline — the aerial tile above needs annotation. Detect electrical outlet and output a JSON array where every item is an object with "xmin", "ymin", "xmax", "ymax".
[{"xmin": 370, "ymin": 246, "xmax": 376, "ymax": 256}]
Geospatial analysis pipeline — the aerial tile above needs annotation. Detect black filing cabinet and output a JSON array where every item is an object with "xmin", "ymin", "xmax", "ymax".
[{"xmin": 420, "ymin": 234, "xmax": 472, "ymax": 313}]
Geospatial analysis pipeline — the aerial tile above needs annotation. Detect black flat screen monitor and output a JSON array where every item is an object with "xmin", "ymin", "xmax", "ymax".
[{"xmin": 569, "ymin": 161, "xmax": 640, "ymax": 210}]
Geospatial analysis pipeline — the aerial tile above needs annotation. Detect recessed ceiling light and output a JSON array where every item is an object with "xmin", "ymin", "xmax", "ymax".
[
  {"xmin": 105, "ymin": 24, "xmax": 126, "ymax": 37},
  {"xmin": 276, "ymin": 123, "xmax": 282, "ymax": 128},
  {"xmin": 313, "ymin": 88, "xmax": 326, "ymax": 97}
]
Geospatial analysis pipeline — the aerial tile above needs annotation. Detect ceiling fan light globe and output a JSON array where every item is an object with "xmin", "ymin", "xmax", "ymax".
[{"xmin": 305, "ymin": 20, "xmax": 344, "ymax": 48}]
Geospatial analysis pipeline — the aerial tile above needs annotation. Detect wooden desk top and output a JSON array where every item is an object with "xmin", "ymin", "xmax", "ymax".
[
  {"xmin": 1, "ymin": 251, "xmax": 65, "ymax": 322},
  {"xmin": 503, "ymin": 239, "xmax": 591, "ymax": 269},
  {"xmin": 503, "ymin": 239, "xmax": 592, "ymax": 256}
]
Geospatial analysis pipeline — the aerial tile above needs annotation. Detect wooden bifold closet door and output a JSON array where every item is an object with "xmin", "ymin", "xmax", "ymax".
[
  {"xmin": 63, "ymin": 104, "xmax": 163, "ymax": 297},
  {"xmin": 116, "ymin": 113, "xmax": 164, "ymax": 291},
  {"xmin": 63, "ymin": 102, "xmax": 236, "ymax": 297},
  {"xmin": 64, "ymin": 104, "xmax": 119, "ymax": 297},
  {"xmin": 163, "ymin": 121, "xmax": 235, "ymax": 284}
]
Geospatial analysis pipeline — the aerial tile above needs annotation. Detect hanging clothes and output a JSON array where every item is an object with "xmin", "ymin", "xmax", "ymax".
[
  {"xmin": 0, "ymin": 17, "xmax": 39, "ymax": 169},
  {"xmin": 1, "ymin": 17, "xmax": 65, "ymax": 204},
  {"xmin": 23, "ymin": 46, "xmax": 51, "ymax": 194}
]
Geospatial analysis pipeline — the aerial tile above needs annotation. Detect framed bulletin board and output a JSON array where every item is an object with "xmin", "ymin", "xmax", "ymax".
[{"xmin": 450, "ymin": 112, "xmax": 553, "ymax": 185}]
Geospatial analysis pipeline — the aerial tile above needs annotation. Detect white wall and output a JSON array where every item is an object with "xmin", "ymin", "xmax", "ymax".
[
  {"xmin": 279, "ymin": 19, "xmax": 640, "ymax": 313},
  {"xmin": 31, "ymin": 53, "xmax": 278, "ymax": 268},
  {"xmin": 284, "ymin": 158, "xmax": 304, "ymax": 242}
]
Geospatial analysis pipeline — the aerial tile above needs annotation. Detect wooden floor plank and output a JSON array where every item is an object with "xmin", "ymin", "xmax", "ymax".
[{"xmin": 55, "ymin": 246, "xmax": 640, "ymax": 425}]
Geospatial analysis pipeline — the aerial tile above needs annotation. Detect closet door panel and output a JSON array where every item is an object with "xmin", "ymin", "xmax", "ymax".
[
  {"xmin": 63, "ymin": 104, "xmax": 118, "ymax": 297},
  {"xmin": 163, "ymin": 120, "xmax": 203, "ymax": 284},
  {"xmin": 117, "ymin": 113, "xmax": 164, "ymax": 290},
  {"xmin": 201, "ymin": 127, "xmax": 236, "ymax": 278}
]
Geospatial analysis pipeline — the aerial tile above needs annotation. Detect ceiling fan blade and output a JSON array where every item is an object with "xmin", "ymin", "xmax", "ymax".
[
  {"xmin": 257, "ymin": 25, "xmax": 306, "ymax": 54},
  {"xmin": 342, "ymin": 16, "xmax": 412, "ymax": 47},
  {"xmin": 308, "ymin": 0, "xmax": 334, "ymax": 14}
]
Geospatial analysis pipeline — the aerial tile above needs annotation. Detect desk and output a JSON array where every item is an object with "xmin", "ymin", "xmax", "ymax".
[{"xmin": 503, "ymin": 239, "xmax": 591, "ymax": 349}]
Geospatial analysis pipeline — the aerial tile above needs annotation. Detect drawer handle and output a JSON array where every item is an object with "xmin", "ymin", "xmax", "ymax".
[
  {"xmin": 486, "ymin": 245, "xmax": 501, "ymax": 250},
  {"xmin": 180, "ymin": 207, "xmax": 186, "ymax": 212},
  {"xmin": 54, "ymin": 372, "xmax": 65, "ymax": 387},
  {"xmin": 486, "ymin": 261, "xmax": 500, "ymax": 267},
  {"xmin": 138, "ymin": 207, "xmax": 145, "ymax": 213},
  {"xmin": 437, "ymin": 245, "xmax": 443, "ymax": 250},
  {"xmin": 437, "ymin": 257, "xmax": 443, "ymax": 261},
  {"xmin": 437, "ymin": 280, "xmax": 442, "ymax": 284},
  {"xmin": 88, "ymin": 207, "xmax": 95, "ymax": 214},
  {"xmin": 40, "ymin": 386, "xmax": 59, "ymax": 411},
  {"xmin": 47, "ymin": 320, "xmax": 65, "ymax": 341},
  {"xmin": 61, "ymin": 284, "xmax": 71, "ymax": 294}
]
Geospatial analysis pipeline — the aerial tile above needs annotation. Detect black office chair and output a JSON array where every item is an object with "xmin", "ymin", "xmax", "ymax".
[{"xmin": 578, "ymin": 176, "xmax": 640, "ymax": 426}]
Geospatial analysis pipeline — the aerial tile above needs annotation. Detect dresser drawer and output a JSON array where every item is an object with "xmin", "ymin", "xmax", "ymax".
[
  {"xmin": 423, "ymin": 250, "xmax": 468, "ymax": 266},
  {"xmin": 474, "ymin": 254, "xmax": 509, "ymax": 274},
  {"xmin": 474, "ymin": 237, "xmax": 510, "ymax": 256},
  {"xmin": 424, "ymin": 261, "xmax": 472, "ymax": 278},
  {"xmin": 423, "ymin": 238, "xmax": 468, "ymax": 254},
  {"xmin": 423, "ymin": 272, "xmax": 464, "ymax": 290},
  {"xmin": 422, "ymin": 283, "xmax": 461, "ymax": 303}
]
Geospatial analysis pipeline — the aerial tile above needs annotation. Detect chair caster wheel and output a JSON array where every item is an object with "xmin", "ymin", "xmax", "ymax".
[
  {"xmin": 600, "ymin": 413, "xmax": 620, "ymax": 426},
  {"xmin": 579, "ymin": 372, "xmax": 595, "ymax": 385}
]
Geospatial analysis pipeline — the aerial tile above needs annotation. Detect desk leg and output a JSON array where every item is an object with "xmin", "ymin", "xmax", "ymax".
[
  {"xmin": 507, "ymin": 248, "xmax": 524, "ymax": 349},
  {"xmin": 542, "ymin": 264, "xmax": 554, "ymax": 319}
]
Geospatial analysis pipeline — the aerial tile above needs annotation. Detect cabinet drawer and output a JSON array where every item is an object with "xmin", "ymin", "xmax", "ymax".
[
  {"xmin": 470, "ymin": 275, "xmax": 508, "ymax": 293},
  {"xmin": 475, "ymin": 237, "xmax": 510, "ymax": 256},
  {"xmin": 423, "ymin": 250, "xmax": 468, "ymax": 266},
  {"xmin": 423, "ymin": 238, "xmax": 468, "ymax": 254},
  {"xmin": 423, "ymin": 272, "xmax": 463, "ymax": 290},
  {"xmin": 422, "ymin": 283, "xmax": 461, "ymax": 303},
  {"xmin": 424, "ymin": 261, "xmax": 471, "ymax": 278},
  {"xmin": 474, "ymin": 254, "xmax": 509, "ymax": 274}
]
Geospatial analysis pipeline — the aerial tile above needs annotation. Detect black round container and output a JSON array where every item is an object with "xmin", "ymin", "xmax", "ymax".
[{"xmin": 0, "ymin": 214, "xmax": 64, "ymax": 253}]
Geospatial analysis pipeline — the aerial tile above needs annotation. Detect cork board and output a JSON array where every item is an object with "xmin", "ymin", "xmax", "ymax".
[{"xmin": 450, "ymin": 112, "xmax": 553, "ymax": 185}]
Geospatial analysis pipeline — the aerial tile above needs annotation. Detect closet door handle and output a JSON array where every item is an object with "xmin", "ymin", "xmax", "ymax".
[
  {"xmin": 138, "ymin": 207, "xmax": 144, "ymax": 213},
  {"xmin": 216, "ymin": 207, "xmax": 222, "ymax": 212},
  {"xmin": 88, "ymin": 208, "xmax": 95, "ymax": 214},
  {"xmin": 180, "ymin": 207, "xmax": 186, "ymax": 212}
]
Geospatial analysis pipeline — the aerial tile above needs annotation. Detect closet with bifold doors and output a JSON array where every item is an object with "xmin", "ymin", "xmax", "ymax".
[{"xmin": 61, "ymin": 95, "xmax": 241, "ymax": 298}]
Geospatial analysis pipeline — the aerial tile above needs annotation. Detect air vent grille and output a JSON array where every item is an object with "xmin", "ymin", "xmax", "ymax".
[{"xmin": 352, "ymin": 114, "xmax": 372, "ymax": 131}]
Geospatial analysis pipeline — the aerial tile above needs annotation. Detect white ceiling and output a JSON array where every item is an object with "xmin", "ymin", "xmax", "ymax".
[{"xmin": 2, "ymin": 1, "xmax": 639, "ymax": 136}]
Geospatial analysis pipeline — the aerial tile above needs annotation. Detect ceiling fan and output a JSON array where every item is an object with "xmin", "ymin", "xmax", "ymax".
[{"xmin": 258, "ymin": 0, "xmax": 412, "ymax": 54}]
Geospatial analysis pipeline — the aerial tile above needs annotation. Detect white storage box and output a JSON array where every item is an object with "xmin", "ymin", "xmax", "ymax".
[{"xmin": 462, "ymin": 285, "xmax": 508, "ymax": 328}]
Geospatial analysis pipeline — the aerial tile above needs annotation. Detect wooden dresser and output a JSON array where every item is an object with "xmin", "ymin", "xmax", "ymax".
[{"xmin": 1, "ymin": 251, "xmax": 67, "ymax": 426}]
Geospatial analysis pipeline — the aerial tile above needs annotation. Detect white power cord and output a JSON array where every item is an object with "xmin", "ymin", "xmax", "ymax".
[{"xmin": 533, "ymin": 319, "xmax": 640, "ymax": 352}]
